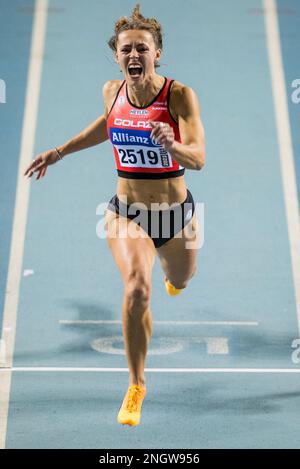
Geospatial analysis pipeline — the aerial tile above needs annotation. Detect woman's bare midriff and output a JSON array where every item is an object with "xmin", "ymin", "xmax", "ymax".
[{"xmin": 117, "ymin": 175, "xmax": 187, "ymax": 208}]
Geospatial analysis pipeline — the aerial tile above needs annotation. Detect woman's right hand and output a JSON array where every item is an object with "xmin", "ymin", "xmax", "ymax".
[{"xmin": 23, "ymin": 148, "xmax": 62, "ymax": 180}]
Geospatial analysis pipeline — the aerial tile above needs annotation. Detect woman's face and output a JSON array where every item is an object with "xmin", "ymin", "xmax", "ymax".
[{"xmin": 115, "ymin": 29, "xmax": 161, "ymax": 83}]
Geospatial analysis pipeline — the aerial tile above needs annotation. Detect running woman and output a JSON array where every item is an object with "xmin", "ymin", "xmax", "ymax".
[{"xmin": 24, "ymin": 4, "xmax": 205, "ymax": 427}]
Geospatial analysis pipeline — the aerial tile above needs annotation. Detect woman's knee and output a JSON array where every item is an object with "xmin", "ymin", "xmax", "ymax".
[{"xmin": 124, "ymin": 271, "xmax": 151, "ymax": 314}]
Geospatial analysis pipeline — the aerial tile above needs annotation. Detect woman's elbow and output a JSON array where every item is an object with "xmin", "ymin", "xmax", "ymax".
[{"xmin": 194, "ymin": 149, "xmax": 206, "ymax": 170}]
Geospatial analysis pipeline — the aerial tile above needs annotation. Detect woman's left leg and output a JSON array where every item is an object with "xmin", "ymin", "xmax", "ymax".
[{"xmin": 156, "ymin": 212, "xmax": 200, "ymax": 289}]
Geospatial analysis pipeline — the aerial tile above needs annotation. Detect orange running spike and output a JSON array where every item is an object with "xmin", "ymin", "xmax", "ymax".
[
  {"xmin": 164, "ymin": 277, "xmax": 183, "ymax": 296},
  {"xmin": 117, "ymin": 385, "xmax": 147, "ymax": 426}
]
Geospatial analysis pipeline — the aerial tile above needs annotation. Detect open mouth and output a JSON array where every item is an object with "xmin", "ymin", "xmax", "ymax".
[{"xmin": 128, "ymin": 65, "xmax": 143, "ymax": 77}]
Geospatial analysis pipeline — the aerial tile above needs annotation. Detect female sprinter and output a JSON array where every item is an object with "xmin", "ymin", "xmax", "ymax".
[{"xmin": 23, "ymin": 4, "xmax": 205, "ymax": 427}]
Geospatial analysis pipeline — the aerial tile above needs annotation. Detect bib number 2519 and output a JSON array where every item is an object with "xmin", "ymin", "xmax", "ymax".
[{"xmin": 118, "ymin": 148, "xmax": 159, "ymax": 166}]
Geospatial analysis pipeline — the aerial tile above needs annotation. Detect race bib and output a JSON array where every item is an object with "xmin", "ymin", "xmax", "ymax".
[{"xmin": 110, "ymin": 127, "xmax": 173, "ymax": 169}]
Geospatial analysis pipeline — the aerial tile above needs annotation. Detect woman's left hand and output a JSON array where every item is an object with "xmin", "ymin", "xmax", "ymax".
[{"xmin": 149, "ymin": 121, "xmax": 175, "ymax": 151}]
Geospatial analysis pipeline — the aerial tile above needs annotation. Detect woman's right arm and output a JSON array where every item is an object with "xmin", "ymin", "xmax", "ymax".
[
  {"xmin": 56, "ymin": 113, "xmax": 108, "ymax": 158},
  {"xmin": 24, "ymin": 81, "xmax": 112, "ymax": 180}
]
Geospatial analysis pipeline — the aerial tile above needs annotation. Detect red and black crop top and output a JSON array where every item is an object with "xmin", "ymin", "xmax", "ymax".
[{"xmin": 106, "ymin": 76, "xmax": 185, "ymax": 179}]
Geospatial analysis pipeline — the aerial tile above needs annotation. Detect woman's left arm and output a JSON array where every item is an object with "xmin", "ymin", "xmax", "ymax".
[{"xmin": 150, "ymin": 86, "xmax": 206, "ymax": 170}]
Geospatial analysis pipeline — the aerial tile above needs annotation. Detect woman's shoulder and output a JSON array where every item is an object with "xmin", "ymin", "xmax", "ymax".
[
  {"xmin": 170, "ymin": 79, "xmax": 200, "ymax": 119},
  {"xmin": 171, "ymin": 79, "xmax": 194, "ymax": 99},
  {"xmin": 103, "ymin": 80, "xmax": 124, "ymax": 119},
  {"xmin": 103, "ymin": 79, "xmax": 124, "ymax": 94},
  {"xmin": 171, "ymin": 79, "xmax": 185, "ymax": 90},
  {"xmin": 102, "ymin": 79, "xmax": 124, "ymax": 102},
  {"xmin": 169, "ymin": 79, "xmax": 189, "ymax": 121}
]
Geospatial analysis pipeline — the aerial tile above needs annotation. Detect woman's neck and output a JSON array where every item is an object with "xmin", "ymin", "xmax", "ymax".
[{"xmin": 126, "ymin": 74, "xmax": 165, "ymax": 107}]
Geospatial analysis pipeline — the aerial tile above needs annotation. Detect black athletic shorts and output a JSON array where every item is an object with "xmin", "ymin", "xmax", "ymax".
[{"xmin": 106, "ymin": 188, "xmax": 195, "ymax": 248}]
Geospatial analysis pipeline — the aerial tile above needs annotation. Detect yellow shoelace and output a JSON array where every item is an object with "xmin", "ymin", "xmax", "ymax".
[{"xmin": 124, "ymin": 386, "xmax": 145, "ymax": 412}]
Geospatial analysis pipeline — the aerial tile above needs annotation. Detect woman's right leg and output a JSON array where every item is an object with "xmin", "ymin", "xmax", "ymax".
[{"xmin": 105, "ymin": 210, "xmax": 156, "ymax": 387}]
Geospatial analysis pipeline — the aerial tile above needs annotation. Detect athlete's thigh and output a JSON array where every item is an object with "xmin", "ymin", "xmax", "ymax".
[
  {"xmin": 105, "ymin": 209, "xmax": 156, "ymax": 284},
  {"xmin": 156, "ymin": 212, "xmax": 200, "ymax": 281}
]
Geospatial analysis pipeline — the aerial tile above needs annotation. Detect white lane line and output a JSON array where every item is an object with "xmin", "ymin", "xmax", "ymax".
[
  {"xmin": 89, "ymin": 336, "xmax": 229, "ymax": 355},
  {"xmin": 206, "ymin": 338, "xmax": 229, "ymax": 355},
  {"xmin": 90, "ymin": 336, "xmax": 185, "ymax": 355},
  {"xmin": 264, "ymin": 0, "xmax": 300, "ymax": 337},
  {"xmin": 0, "ymin": 0, "xmax": 48, "ymax": 450},
  {"xmin": 0, "ymin": 78, "xmax": 6, "ymax": 103},
  {"xmin": 59, "ymin": 320, "xmax": 259, "ymax": 326},
  {"xmin": 0, "ymin": 367, "xmax": 300, "ymax": 373},
  {"xmin": 0, "ymin": 340, "xmax": 6, "ymax": 364}
]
